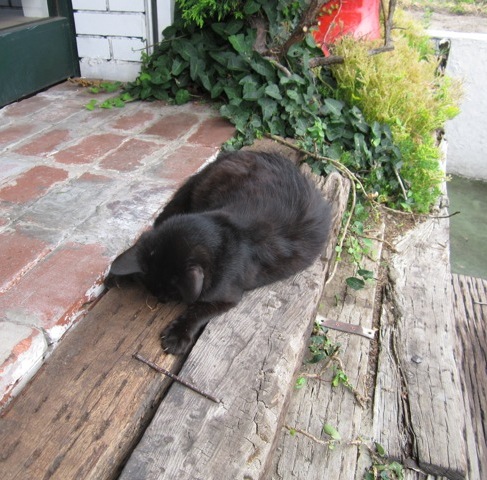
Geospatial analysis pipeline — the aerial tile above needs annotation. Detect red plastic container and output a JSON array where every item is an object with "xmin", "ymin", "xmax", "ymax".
[{"xmin": 312, "ymin": 0, "xmax": 381, "ymax": 56}]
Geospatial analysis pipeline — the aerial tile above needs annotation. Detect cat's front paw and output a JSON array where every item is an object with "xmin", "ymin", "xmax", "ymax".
[{"xmin": 161, "ymin": 321, "xmax": 193, "ymax": 355}]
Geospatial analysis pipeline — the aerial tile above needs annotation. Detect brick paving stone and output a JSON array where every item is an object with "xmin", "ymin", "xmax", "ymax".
[
  {"xmin": 109, "ymin": 109, "xmax": 156, "ymax": 131},
  {"xmin": 188, "ymin": 116, "xmax": 235, "ymax": 146},
  {"xmin": 0, "ymin": 165, "xmax": 69, "ymax": 204},
  {"xmin": 0, "ymin": 157, "xmax": 33, "ymax": 185},
  {"xmin": 0, "ymin": 229, "xmax": 50, "ymax": 293},
  {"xmin": 21, "ymin": 173, "xmax": 115, "ymax": 230},
  {"xmin": 69, "ymin": 180, "xmax": 176, "ymax": 256},
  {"xmin": 14, "ymin": 129, "xmax": 71, "ymax": 157},
  {"xmin": 0, "ymin": 322, "xmax": 47, "ymax": 410},
  {"xmin": 0, "ymin": 242, "xmax": 109, "ymax": 342},
  {"xmin": 0, "ymin": 123, "xmax": 38, "ymax": 150},
  {"xmin": 2, "ymin": 96, "xmax": 51, "ymax": 118},
  {"xmin": 53, "ymin": 133, "xmax": 126, "ymax": 164},
  {"xmin": 143, "ymin": 112, "xmax": 200, "ymax": 140},
  {"xmin": 33, "ymin": 102, "xmax": 85, "ymax": 125},
  {"xmin": 152, "ymin": 144, "xmax": 218, "ymax": 184},
  {"xmin": 101, "ymin": 138, "xmax": 162, "ymax": 172},
  {"xmin": 0, "ymin": 82, "xmax": 235, "ymax": 409}
]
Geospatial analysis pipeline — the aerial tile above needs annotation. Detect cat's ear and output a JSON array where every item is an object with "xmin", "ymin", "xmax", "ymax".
[
  {"xmin": 177, "ymin": 265, "xmax": 204, "ymax": 304},
  {"xmin": 109, "ymin": 245, "xmax": 143, "ymax": 276}
]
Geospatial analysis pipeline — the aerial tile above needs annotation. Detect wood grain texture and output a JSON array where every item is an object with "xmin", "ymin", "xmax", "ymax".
[
  {"xmin": 373, "ymin": 212, "xmax": 467, "ymax": 480},
  {"xmin": 451, "ymin": 273, "xmax": 487, "ymax": 480},
  {"xmin": 119, "ymin": 171, "xmax": 350, "ymax": 480},
  {"xmin": 271, "ymin": 225, "xmax": 385, "ymax": 480},
  {"xmin": 0, "ymin": 286, "xmax": 186, "ymax": 480}
]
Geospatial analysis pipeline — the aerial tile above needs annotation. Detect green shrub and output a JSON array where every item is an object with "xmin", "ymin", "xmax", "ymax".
[
  {"xmin": 126, "ymin": 2, "xmax": 460, "ymax": 213},
  {"xmin": 329, "ymin": 11, "xmax": 461, "ymax": 211}
]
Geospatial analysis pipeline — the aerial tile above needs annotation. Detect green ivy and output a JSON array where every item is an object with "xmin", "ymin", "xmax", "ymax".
[{"xmin": 125, "ymin": 0, "xmax": 447, "ymax": 212}]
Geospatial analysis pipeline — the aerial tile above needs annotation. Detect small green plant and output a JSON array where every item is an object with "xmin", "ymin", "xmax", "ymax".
[
  {"xmin": 322, "ymin": 423, "xmax": 341, "ymax": 449},
  {"xmin": 346, "ymin": 268, "xmax": 374, "ymax": 291},
  {"xmin": 330, "ymin": 10, "xmax": 461, "ymax": 212},
  {"xmin": 294, "ymin": 376, "xmax": 307, "ymax": 389},
  {"xmin": 307, "ymin": 322, "xmax": 340, "ymax": 364},
  {"xmin": 84, "ymin": 81, "xmax": 133, "ymax": 110},
  {"xmin": 364, "ymin": 442, "xmax": 404, "ymax": 480}
]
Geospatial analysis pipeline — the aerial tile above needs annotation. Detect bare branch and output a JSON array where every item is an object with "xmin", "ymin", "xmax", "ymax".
[{"xmin": 279, "ymin": 0, "xmax": 326, "ymax": 58}]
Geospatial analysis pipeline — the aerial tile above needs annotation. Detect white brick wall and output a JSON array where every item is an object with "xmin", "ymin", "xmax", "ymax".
[
  {"xmin": 73, "ymin": 0, "xmax": 160, "ymax": 82},
  {"xmin": 73, "ymin": 0, "xmax": 174, "ymax": 82}
]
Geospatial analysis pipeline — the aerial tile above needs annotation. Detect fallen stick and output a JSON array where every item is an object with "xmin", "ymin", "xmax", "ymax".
[{"xmin": 133, "ymin": 352, "xmax": 222, "ymax": 404}]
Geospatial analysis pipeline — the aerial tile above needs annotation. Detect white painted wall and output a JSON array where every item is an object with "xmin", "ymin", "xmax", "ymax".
[
  {"xmin": 73, "ymin": 0, "xmax": 175, "ymax": 82},
  {"xmin": 429, "ymin": 30, "xmax": 487, "ymax": 181}
]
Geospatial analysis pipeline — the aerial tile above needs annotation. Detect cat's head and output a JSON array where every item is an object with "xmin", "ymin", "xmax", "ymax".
[{"xmin": 107, "ymin": 215, "xmax": 215, "ymax": 304}]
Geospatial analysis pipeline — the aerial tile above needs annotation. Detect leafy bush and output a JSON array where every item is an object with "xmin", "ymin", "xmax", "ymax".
[
  {"xmin": 330, "ymin": 12, "xmax": 461, "ymax": 211},
  {"xmin": 126, "ymin": 1, "xmax": 459, "ymax": 213}
]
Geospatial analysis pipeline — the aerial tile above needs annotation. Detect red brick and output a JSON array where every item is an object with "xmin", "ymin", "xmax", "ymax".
[
  {"xmin": 143, "ymin": 112, "xmax": 200, "ymax": 140},
  {"xmin": 79, "ymin": 172, "xmax": 111, "ymax": 183},
  {"xmin": 35, "ymin": 102, "xmax": 84, "ymax": 124},
  {"xmin": 0, "ymin": 242, "xmax": 108, "ymax": 338},
  {"xmin": 153, "ymin": 145, "xmax": 217, "ymax": 184},
  {"xmin": 101, "ymin": 138, "xmax": 161, "ymax": 172},
  {"xmin": 3, "ymin": 96, "xmax": 51, "ymax": 117},
  {"xmin": 188, "ymin": 116, "xmax": 235, "ymax": 146},
  {"xmin": 53, "ymin": 133, "xmax": 125, "ymax": 164},
  {"xmin": 14, "ymin": 129, "xmax": 70, "ymax": 156},
  {"xmin": 0, "ymin": 230, "xmax": 50, "ymax": 292},
  {"xmin": 111, "ymin": 110, "xmax": 155, "ymax": 131},
  {"xmin": 0, "ymin": 124, "xmax": 36, "ymax": 149},
  {"xmin": 0, "ymin": 325, "xmax": 46, "ymax": 410},
  {"xmin": 0, "ymin": 166, "xmax": 69, "ymax": 203}
]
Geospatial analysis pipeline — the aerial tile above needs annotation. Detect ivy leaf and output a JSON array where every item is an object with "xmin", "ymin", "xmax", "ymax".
[
  {"xmin": 244, "ymin": 0, "xmax": 261, "ymax": 15},
  {"xmin": 210, "ymin": 82, "xmax": 224, "ymax": 99},
  {"xmin": 323, "ymin": 98, "xmax": 344, "ymax": 116},
  {"xmin": 171, "ymin": 57, "xmax": 188, "ymax": 76},
  {"xmin": 175, "ymin": 89, "xmax": 190, "ymax": 105},
  {"xmin": 190, "ymin": 58, "xmax": 205, "ymax": 82},
  {"xmin": 172, "ymin": 38, "xmax": 197, "ymax": 61},
  {"xmin": 228, "ymin": 33, "xmax": 251, "ymax": 55},
  {"xmin": 250, "ymin": 58, "xmax": 275, "ymax": 80},
  {"xmin": 375, "ymin": 442, "xmax": 386, "ymax": 457},
  {"xmin": 346, "ymin": 277, "xmax": 365, "ymax": 290},
  {"xmin": 358, "ymin": 269, "xmax": 374, "ymax": 280},
  {"xmin": 264, "ymin": 84, "xmax": 282, "ymax": 100},
  {"xmin": 85, "ymin": 99, "xmax": 98, "ymax": 111},
  {"xmin": 322, "ymin": 424, "xmax": 341, "ymax": 440},
  {"xmin": 257, "ymin": 97, "xmax": 278, "ymax": 121}
]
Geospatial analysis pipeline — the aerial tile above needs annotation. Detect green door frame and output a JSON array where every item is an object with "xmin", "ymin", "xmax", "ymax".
[{"xmin": 0, "ymin": 0, "xmax": 79, "ymax": 107}]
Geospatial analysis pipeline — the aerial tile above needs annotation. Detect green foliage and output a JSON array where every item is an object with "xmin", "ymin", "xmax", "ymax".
[
  {"xmin": 126, "ymin": 1, "xmax": 407, "ymax": 208},
  {"xmin": 364, "ymin": 442, "xmax": 404, "ymax": 479},
  {"xmin": 126, "ymin": 2, "xmax": 459, "ymax": 213},
  {"xmin": 294, "ymin": 376, "xmax": 307, "ymax": 389},
  {"xmin": 330, "ymin": 11, "xmax": 461, "ymax": 212},
  {"xmin": 307, "ymin": 322, "xmax": 340, "ymax": 364},
  {"xmin": 176, "ymin": 0, "xmax": 245, "ymax": 27},
  {"xmin": 84, "ymin": 81, "xmax": 133, "ymax": 110}
]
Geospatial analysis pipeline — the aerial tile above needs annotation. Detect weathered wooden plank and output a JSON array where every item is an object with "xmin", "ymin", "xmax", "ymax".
[
  {"xmin": 451, "ymin": 273, "xmax": 487, "ymax": 480},
  {"xmin": 119, "ymin": 171, "xmax": 350, "ymax": 480},
  {"xmin": 373, "ymin": 211, "xmax": 467, "ymax": 479},
  {"xmin": 0, "ymin": 286, "xmax": 186, "ymax": 480},
  {"xmin": 271, "ymin": 225, "xmax": 385, "ymax": 480}
]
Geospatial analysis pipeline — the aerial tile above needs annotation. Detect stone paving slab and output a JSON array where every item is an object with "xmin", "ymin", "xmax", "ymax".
[{"xmin": 0, "ymin": 81, "xmax": 235, "ymax": 409}]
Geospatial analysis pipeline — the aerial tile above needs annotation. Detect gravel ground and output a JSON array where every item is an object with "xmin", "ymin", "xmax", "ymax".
[{"xmin": 407, "ymin": 9, "xmax": 487, "ymax": 33}]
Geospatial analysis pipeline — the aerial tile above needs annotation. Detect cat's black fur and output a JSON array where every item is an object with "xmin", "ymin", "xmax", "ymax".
[{"xmin": 107, "ymin": 150, "xmax": 331, "ymax": 355}]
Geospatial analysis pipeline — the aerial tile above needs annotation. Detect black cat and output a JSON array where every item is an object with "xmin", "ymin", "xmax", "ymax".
[{"xmin": 107, "ymin": 150, "xmax": 331, "ymax": 355}]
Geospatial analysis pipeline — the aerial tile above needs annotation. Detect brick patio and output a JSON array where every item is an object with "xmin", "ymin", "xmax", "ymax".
[{"xmin": 0, "ymin": 81, "xmax": 235, "ymax": 409}]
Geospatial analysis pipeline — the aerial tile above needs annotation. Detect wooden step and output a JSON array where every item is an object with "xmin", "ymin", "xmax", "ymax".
[
  {"xmin": 0, "ymin": 285, "xmax": 187, "ymax": 480},
  {"xmin": 451, "ymin": 273, "xmax": 487, "ymax": 479}
]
